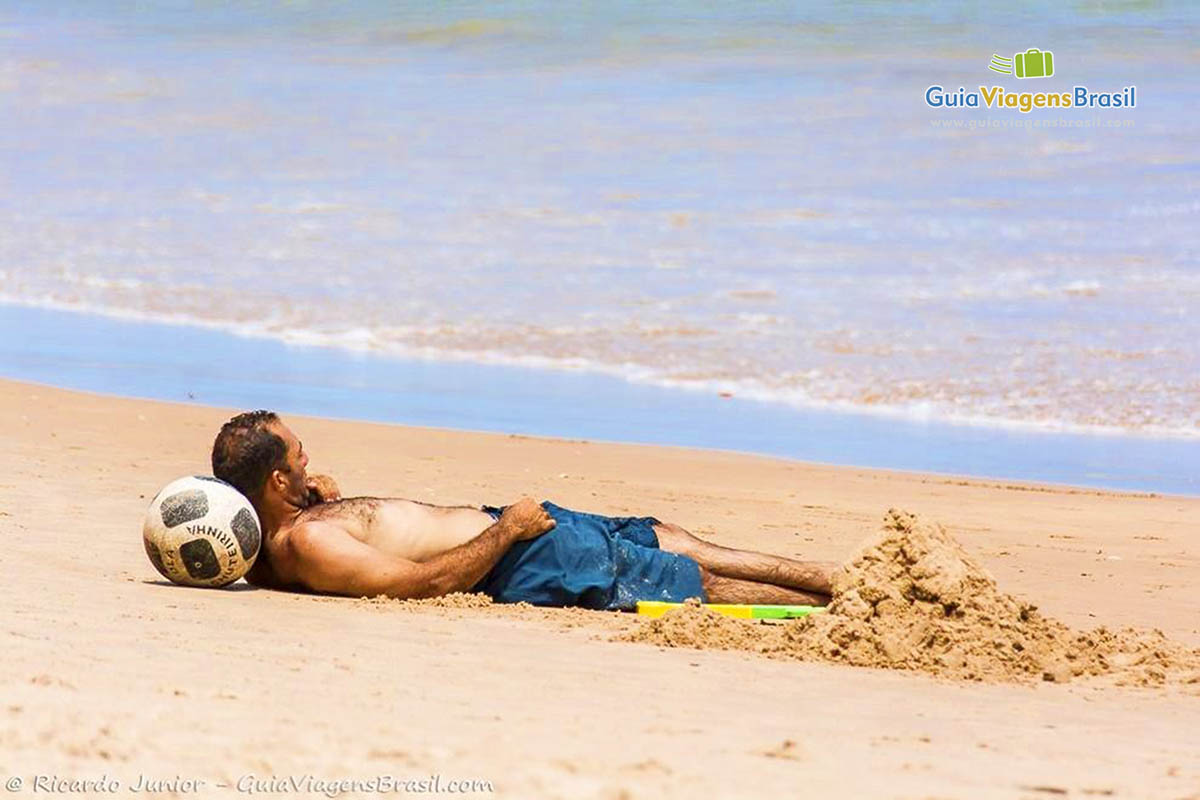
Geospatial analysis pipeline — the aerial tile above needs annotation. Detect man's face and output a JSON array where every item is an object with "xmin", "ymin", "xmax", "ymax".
[{"xmin": 267, "ymin": 421, "xmax": 310, "ymax": 506}]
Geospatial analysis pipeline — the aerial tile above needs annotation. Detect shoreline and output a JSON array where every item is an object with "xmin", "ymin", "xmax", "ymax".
[
  {"xmin": 1, "ymin": 377, "xmax": 1198, "ymax": 797},
  {"xmin": 3, "ymin": 303, "xmax": 1198, "ymax": 496},
  {"xmin": 0, "ymin": 372, "xmax": 1180, "ymax": 503},
  {"xmin": 8, "ymin": 297, "xmax": 1199, "ymax": 445}
]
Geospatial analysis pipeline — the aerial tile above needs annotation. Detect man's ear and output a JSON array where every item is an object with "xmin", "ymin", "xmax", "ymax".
[{"xmin": 270, "ymin": 468, "xmax": 288, "ymax": 495}]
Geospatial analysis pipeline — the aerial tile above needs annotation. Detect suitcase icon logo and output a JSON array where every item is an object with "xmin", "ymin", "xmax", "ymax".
[{"xmin": 988, "ymin": 48, "xmax": 1055, "ymax": 79}]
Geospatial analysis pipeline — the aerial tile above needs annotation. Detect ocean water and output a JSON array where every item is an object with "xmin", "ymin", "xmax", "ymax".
[{"xmin": 1, "ymin": 2, "xmax": 1198, "ymax": 440}]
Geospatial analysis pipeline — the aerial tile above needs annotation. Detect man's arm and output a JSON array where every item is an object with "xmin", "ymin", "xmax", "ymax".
[{"xmin": 287, "ymin": 498, "xmax": 554, "ymax": 599}]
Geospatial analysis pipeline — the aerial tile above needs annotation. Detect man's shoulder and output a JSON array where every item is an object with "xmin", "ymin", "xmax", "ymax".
[
  {"xmin": 260, "ymin": 520, "xmax": 342, "ymax": 590},
  {"xmin": 279, "ymin": 518, "xmax": 341, "ymax": 555}
]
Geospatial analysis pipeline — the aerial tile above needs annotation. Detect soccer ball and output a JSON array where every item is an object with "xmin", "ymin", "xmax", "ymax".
[{"xmin": 142, "ymin": 476, "xmax": 261, "ymax": 587}]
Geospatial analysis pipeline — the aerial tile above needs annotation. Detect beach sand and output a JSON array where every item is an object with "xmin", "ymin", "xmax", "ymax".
[{"xmin": 2, "ymin": 377, "xmax": 1198, "ymax": 798}]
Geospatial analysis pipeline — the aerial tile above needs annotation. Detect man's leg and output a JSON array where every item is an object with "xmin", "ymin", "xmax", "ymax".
[
  {"xmin": 698, "ymin": 568, "xmax": 829, "ymax": 605},
  {"xmin": 653, "ymin": 521, "xmax": 835, "ymax": 598}
]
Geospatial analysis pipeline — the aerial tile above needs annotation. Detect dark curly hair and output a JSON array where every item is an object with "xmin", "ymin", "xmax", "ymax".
[{"xmin": 211, "ymin": 410, "xmax": 287, "ymax": 500}]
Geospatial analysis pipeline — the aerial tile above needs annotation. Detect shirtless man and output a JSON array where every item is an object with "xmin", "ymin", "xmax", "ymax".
[{"xmin": 211, "ymin": 410, "xmax": 834, "ymax": 609}]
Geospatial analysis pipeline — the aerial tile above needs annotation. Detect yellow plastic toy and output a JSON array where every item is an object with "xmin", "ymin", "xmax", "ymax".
[{"xmin": 635, "ymin": 601, "xmax": 826, "ymax": 620}]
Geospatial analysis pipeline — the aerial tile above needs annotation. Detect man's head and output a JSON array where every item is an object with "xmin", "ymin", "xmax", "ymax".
[{"xmin": 211, "ymin": 410, "xmax": 309, "ymax": 509}]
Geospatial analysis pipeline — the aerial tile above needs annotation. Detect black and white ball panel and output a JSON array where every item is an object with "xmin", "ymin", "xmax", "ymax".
[
  {"xmin": 229, "ymin": 507, "xmax": 260, "ymax": 560},
  {"xmin": 159, "ymin": 489, "xmax": 209, "ymax": 528},
  {"xmin": 179, "ymin": 538, "xmax": 221, "ymax": 581},
  {"xmin": 143, "ymin": 538, "xmax": 167, "ymax": 575}
]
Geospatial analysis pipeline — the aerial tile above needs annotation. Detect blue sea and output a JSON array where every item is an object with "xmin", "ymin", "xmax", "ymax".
[{"xmin": 1, "ymin": 2, "xmax": 1198, "ymax": 492}]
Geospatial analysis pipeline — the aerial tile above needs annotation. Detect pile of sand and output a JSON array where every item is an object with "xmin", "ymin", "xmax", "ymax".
[{"xmin": 623, "ymin": 509, "xmax": 1200, "ymax": 686}]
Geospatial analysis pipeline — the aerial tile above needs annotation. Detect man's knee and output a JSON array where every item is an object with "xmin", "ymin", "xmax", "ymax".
[{"xmin": 654, "ymin": 521, "xmax": 703, "ymax": 556}]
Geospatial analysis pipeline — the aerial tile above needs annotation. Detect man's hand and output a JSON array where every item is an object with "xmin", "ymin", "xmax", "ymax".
[
  {"xmin": 306, "ymin": 474, "xmax": 342, "ymax": 505},
  {"xmin": 499, "ymin": 497, "xmax": 556, "ymax": 541}
]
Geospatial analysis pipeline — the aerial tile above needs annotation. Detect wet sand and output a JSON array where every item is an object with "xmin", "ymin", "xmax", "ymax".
[{"xmin": 2, "ymin": 378, "xmax": 1198, "ymax": 798}]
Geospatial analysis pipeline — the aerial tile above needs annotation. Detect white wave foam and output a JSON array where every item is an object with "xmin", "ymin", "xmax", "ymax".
[{"xmin": 3, "ymin": 293, "xmax": 1198, "ymax": 442}]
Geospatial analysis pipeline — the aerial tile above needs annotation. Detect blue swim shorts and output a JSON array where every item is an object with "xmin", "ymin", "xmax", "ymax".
[{"xmin": 472, "ymin": 500, "xmax": 707, "ymax": 610}]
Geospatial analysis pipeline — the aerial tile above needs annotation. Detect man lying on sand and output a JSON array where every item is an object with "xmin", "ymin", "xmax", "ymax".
[{"xmin": 211, "ymin": 411, "xmax": 834, "ymax": 609}]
